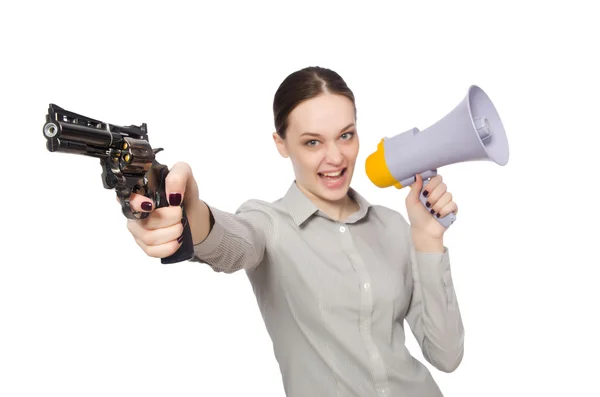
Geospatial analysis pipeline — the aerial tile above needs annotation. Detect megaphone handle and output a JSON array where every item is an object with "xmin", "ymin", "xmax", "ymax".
[{"xmin": 418, "ymin": 172, "xmax": 456, "ymax": 228}]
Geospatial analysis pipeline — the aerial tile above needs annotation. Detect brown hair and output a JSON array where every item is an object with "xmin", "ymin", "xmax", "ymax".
[{"xmin": 273, "ymin": 66, "xmax": 356, "ymax": 139}]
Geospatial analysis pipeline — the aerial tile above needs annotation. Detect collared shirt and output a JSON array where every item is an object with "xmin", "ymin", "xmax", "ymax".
[{"xmin": 190, "ymin": 181, "xmax": 464, "ymax": 397}]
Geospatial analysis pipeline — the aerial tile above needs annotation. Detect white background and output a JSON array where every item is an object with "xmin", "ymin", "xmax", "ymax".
[{"xmin": 1, "ymin": 1, "xmax": 599, "ymax": 396}]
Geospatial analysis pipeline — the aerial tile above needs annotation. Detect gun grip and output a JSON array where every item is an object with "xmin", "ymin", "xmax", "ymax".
[
  {"xmin": 162, "ymin": 206, "xmax": 194, "ymax": 264},
  {"xmin": 151, "ymin": 165, "xmax": 195, "ymax": 264}
]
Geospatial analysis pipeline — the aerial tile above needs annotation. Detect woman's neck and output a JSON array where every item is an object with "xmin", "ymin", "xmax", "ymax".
[{"xmin": 297, "ymin": 183, "xmax": 360, "ymax": 222}]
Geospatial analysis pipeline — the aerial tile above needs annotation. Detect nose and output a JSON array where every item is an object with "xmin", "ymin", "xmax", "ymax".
[{"xmin": 325, "ymin": 142, "xmax": 344, "ymax": 165}]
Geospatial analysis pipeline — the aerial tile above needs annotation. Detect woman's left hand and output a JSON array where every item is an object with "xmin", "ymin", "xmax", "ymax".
[{"xmin": 405, "ymin": 173, "xmax": 458, "ymax": 240}]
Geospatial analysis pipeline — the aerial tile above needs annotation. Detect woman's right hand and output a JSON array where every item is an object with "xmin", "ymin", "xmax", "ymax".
[{"xmin": 120, "ymin": 161, "xmax": 205, "ymax": 259}]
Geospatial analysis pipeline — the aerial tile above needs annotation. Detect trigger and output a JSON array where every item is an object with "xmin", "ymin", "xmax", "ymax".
[{"xmin": 154, "ymin": 190, "xmax": 163, "ymax": 207}]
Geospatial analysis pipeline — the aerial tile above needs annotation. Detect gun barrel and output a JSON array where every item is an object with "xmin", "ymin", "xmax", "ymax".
[
  {"xmin": 45, "ymin": 137, "xmax": 107, "ymax": 157},
  {"xmin": 43, "ymin": 119, "xmax": 118, "ymax": 148}
]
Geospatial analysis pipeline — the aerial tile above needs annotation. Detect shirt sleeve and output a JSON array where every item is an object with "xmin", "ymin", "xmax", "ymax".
[
  {"xmin": 403, "ymin": 228, "xmax": 465, "ymax": 373},
  {"xmin": 188, "ymin": 199, "xmax": 274, "ymax": 274}
]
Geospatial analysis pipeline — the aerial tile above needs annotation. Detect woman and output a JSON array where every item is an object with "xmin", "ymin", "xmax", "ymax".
[{"xmin": 125, "ymin": 66, "xmax": 464, "ymax": 397}]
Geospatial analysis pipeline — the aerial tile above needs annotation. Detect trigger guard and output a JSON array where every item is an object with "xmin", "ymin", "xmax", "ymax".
[
  {"xmin": 117, "ymin": 183, "xmax": 152, "ymax": 220},
  {"xmin": 121, "ymin": 197, "xmax": 149, "ymax": 220}
]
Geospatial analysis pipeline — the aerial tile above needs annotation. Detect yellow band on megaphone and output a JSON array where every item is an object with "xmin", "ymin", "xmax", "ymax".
[{"xmin": 365, "ymin": 139, "xmax": 403, "ymax": 189}]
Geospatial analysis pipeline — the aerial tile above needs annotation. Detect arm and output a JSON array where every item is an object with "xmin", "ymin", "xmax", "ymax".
[
  {"xmin": 188, "ymin": 199, "xmax": 274, "ymax": 274},
  {"xmin": 404, "ymin": 228, "xmax": 465, "ymax": 373}
]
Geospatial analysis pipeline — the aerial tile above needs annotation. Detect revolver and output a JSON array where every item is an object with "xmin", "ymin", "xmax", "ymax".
[{"xmin": 42, "ymin": 103, "xmax": 193, "ymax": 264}]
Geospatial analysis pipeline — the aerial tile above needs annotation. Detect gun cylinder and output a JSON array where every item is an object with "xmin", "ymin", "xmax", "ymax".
[{"xmin": 120, "ymin": 137, "xmax": 155, "ymax": 174}]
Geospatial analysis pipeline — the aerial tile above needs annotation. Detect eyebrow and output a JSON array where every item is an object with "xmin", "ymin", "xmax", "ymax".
[{"xmin": 300, "ymin": 123, "xmax": 355, "ymax": 138}]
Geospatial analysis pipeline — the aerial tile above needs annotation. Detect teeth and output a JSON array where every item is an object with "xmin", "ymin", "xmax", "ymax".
[{"xmin": 322, "ymin": 170, "xmax": 342, "ymax": 177}]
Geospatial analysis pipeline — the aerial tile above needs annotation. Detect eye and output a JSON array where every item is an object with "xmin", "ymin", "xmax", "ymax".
[
  {"xmin": 305, "ymin": 139, "xmax": 319, "ymax": 146},
  {"xmin": 341, "ymin": 131, "xmax": 355, "ymax": 140}
]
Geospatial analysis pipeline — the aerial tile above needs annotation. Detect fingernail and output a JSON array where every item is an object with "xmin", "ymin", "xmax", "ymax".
[
  {"xmin": 181, "ymin": 217, "xmax": 187, "ymax": 227},
  {"xmin": 141, "ymin": 202, "xmax": 153, "ymax": 211},
  {"xmin": 177, "ymin": 234, "xmax": 184, "ymax": 243},
  {"xmin": 430, "ymin": 209, "xmax": 435, "ymax": 215},
  {"xmin": 436, "ymin": 212, "xmax": 440, "ymax": 218},
  {"xmin": 169, "ymin": 193, "xmax": 182, "ymax": 206},
  {"xmin": 422, "ymin": 190, "xmax": 429, "ymax": 197},
  {"xmin": 425, "ymin": 201, "xmax": 431, "ymax": 208}
]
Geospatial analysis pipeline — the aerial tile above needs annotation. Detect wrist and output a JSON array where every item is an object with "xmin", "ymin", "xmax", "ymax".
[
  {"xmin": 411, "ymin": 229, "xmax": 444, "ymax": 253},
  {"xmin": 186, "ymin": 198, "xmax": 212, "ymax": 245}
]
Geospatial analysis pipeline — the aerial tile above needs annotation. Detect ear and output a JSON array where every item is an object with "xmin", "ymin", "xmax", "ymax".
[{"xmin": 272, "ymin": 132, "xmax": 289, "ymax": 158}]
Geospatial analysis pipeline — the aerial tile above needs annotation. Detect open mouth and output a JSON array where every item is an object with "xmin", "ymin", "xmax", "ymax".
[{"xmin": 318, "ymin": 168, "xmax": 347, "ymax": 180}]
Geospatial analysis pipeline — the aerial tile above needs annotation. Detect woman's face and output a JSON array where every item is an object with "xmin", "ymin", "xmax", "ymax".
[{"xmin": 273, "ymin": 93, "xmax": 359, "ymax": 205}]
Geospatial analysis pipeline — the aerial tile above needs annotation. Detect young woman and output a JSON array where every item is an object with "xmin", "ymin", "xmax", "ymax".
[{"xmin": 125, "ymin": 66, "xmax": 464, "ymax": 397}]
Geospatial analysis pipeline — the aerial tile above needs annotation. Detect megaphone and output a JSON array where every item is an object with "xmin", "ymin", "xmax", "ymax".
[{"xmin": 365, "ymin": 85, "xmax": 509, "ymax": 228}]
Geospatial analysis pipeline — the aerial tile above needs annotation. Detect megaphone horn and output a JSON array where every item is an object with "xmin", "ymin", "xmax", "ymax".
[{"xmin": 365, "ymin": 85, "xmax": 509, "ymax": 228}]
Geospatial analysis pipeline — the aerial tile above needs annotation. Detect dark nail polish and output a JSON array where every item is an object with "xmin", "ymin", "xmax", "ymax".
[
  {"xmin": 169, "ymin": 193, "xmax": 182, "ymax": 206},
  {"xmin": 141, "ymin": 202, "xmax": 152, "ymax": 211},
  {"xmin": 181, "ymin": 217, "xmax": 187, "ymax": 227},
  {"xmin": 425, "ymin": 201, "xmax": 431, "ymax": 208},
  {"xmin": 436, "ymin": 212, "xmax": 440, "ymax": 218},
  {"xmin": 430, "ymin": 209, "xmax": 435, "ymax": 214},
  {"xmin": 422, "ymin": 190, "xmax": 429, "ymax": 197},
  {"xmin": 177, "ymin": 234, "xmax": 184, "ymax": 243}
]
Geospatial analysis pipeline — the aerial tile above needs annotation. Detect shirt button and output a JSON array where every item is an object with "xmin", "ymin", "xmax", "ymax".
[
  {"xmin": 364, "ymin": 283, "xmax": 370, "ymax": 289},
  {"xmin": 339, "ymin": 226, "xmax": 346, "ymax": 232}
]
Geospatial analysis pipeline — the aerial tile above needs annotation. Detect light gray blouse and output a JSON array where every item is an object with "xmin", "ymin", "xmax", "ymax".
[{"xmin": 190, "ymin": 181, "xmax": 464, "ymax": 397}]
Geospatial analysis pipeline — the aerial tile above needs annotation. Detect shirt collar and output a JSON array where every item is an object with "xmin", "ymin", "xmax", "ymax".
[{"xmin": 281, "ymin": 180, "xmax": 372, "ymax": 226}]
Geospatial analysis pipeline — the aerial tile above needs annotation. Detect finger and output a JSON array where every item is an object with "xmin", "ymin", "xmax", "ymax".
[
  {"xmin": 134, "ymin": 236, "xmax": 183, "ymax": 259},
  {"xmin": 424, "ymin": 181, "xmax": 447, "ymax": 208},
  {"xmin": 139, "ymin": 205, "xmax": 183, "ymax": 231},
  {"xmin": 438, "ymin": 200, "xmax": 458, "ymax": 218},
  {"xmin": 165, "ymin": 161, "xmax": 193, "ymax": 207},
  {"xmin": 432, "ymin": 191, "xmax": 452, "ymax": 216},
  {"xmin": 126, "ymin": 218, "xmax": 145, "ymax": 238},
  {"xmin": 135, "ymin": 219, "xmax": 184, "ymax": 247},
  {"xmin": 422, "ymin": 174, "xmax": 442, "ymax": 199},
  {"xmin": 115, "ymin": 191, "xmax": 147, "ymax": 205},
  {"xmin": 408, "ymin": 173, "xmax": 423, "ymax": 201},
  {"xmin": 128, "ymin": 215, "xmax": 185, "ymax": 253},
  {"xmin": 126, "ymin": 192, "xmax": 155, "ymax": 213}
]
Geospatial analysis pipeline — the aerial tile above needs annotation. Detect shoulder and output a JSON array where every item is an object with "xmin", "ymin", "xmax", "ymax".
[
  {"xmin": 348, "ymin": 186, "xmax": 409, "ymax": 228},
  {"xmin": 364, "ymin": 203, "xmax": 412, "ymax": 252},
  {"xmin": 235, "ymin": 197, "xmax": 289, "ymax": 221},
  {"xmin": 367, "ymin": 202, "xmax": 410, "ymax": 229}
]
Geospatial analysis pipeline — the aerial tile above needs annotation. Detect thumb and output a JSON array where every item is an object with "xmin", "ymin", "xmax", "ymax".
[
  {"xmin": 165, "ymin": 161, "xmax": 195, "ymax": 207},
  {"xmin": 407, "ymin": 173, "xmax": 423, "ymax": 202}
]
